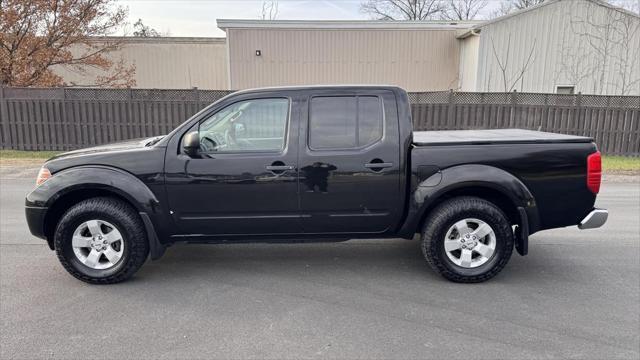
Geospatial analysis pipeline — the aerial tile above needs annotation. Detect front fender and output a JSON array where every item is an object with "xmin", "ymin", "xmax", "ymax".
[
  {"xmin": 26, "ymin": 166, "xmax": 169, "ymax": 257},
  {"xmin": 398, "ymin": 164, "xmax": 539, "ymax": 238},
  {"xmin": 26, "ymin": 166, "xmax": 160, "ymax": 214}
]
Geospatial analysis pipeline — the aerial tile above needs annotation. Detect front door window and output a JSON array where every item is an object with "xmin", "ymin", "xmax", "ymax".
[{"xmin": 195, "ymin": 98, "xmax": 290, "ymax": 153}]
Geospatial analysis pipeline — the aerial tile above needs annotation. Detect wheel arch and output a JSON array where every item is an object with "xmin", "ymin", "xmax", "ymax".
[
  {"xmin": 43, "ymin": 187, "xmax": 137, "ymax": 247},
  {"xmin": 399, "ymin": 164, "xmax": 539, "ymax": 239},
  {"xmin": 27, "ymin": 166, "xmax": 165, "ymax": 257},
  {"xmin": 415, "ymin": 185, "xmax": 521, "ymax": 235}
]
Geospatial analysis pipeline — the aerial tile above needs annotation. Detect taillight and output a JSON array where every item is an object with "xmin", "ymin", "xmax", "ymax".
[
  {"xmin": 36, "ymin": 167, "xmax": 51, "ymax": 186},
  {"xmin": 586, "ymin": 151, "xmax": 601, "ymax": 194}
]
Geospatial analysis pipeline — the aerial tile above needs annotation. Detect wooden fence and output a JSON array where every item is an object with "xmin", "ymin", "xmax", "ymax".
[{"xmin": 1, "ymin": 87, "xmax": 639, "ymax": 155}]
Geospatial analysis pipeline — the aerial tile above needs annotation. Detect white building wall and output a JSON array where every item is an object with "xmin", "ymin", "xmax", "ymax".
[
  {"xmin": 476, "ymin": 0, "xmax": 640, "ymax": 95},
  {"xmin": 458, "ymin": 34, "xmax": 480, "ymax": 91}
]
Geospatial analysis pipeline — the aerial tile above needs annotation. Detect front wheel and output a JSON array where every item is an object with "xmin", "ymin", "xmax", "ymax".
[
  {"xmin": 421, "ymin": 196, "xmax": 514, "ymax": 283},
  {"xmin": 54, "ymin": 197, "xmax": 149, "ymax": 284}
]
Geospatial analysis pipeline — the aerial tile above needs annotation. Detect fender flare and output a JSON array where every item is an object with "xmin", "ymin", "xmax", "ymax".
[
  {"xmin": 34, "ymin": 166, "xmax": 159, "ymax": 212},
  {"xmin": 398, "ymin": 164, "xmax": 539, "ymax": 255},
  {"xmin": 27, "ymin": 165, "xmax": 167, "ymax": 259}
]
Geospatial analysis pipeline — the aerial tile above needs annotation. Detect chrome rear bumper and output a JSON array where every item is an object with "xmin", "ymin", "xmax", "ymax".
[{"xmin": 578, "ymin": 209, "xmax": 608, "ymax": 230}]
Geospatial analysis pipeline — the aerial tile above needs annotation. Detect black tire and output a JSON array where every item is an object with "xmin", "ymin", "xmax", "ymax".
[
  {"xmin": 421, "ymin": 196, "xmax": 514, "ymax": 283},
  {"xmin": 54, "ymin": 197, "xmax": 149, "ymax": 284}
]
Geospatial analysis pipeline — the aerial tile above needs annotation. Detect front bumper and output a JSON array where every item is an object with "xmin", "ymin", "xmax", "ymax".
[
  {"xmin": 25, "ymin": 205, "xmax": 47, "ymax": 240},
  {"xmin": 578, "ymin": 208, "xmax": 608, "ymax": 229}
]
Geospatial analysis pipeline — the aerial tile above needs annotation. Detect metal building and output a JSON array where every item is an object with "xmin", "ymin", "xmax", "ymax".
[
  {"xmin": 218, "ymin": 20, "xmax": 479, "ymax": 91},
  {"xmin": 472, "ymin": 0, "xmax": 640, "ymax": 95},
  {"xmin": 53, "ymin": 37, "xmax": 228, "ymax": 89},
  {"xmin": 51, "ymin": 0, "xmax": 639, "ymax": 95}
]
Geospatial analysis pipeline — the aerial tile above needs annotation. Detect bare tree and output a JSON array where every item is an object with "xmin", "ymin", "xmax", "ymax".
[
  {"xmin": 607, "ymin": 0, "xmax": 640, "ymax": 14},
  {"xmin": 492, "ymin": 0, "xmax": 545, "ymax": 17},
  {"xmin": 568, "ymin": 2, "xmax": 640, "ymax": 94},
  {"xmin": 554, "ymin": 27, "xmax": 596, "ymax": 91},
  {"xmin": 572, "ymin": 13, "xmax": 615, "ymax": 92},
  {"xmin": 261, "ymin": 1, "xmax": 279, "ymax": 20},
  {"xmin": 360, "ymin": 0, "xmax": 446, "ymax": 20},
  {"xmin": 133, "ymin": 19, "xmax": 160, "ymax": 37},
  {"xmin": 441, "ymin": 0, "xmax": 487, "ymax": 20},
  {"xmin": 0, "ymin": 0, "xmax": 135, "ymax": 87},
  {"xmin": 610, "ymin": 11, "xmax": 640, "ymax": 94},
  {"xmin": 489, "ymin": 33, "xmax": 537, "ymax": 91},
  {"xmin": 550, "ymin": 2, "xmax": 640, "ymax": 95},
  {"xmin": 511, "ymin": 0, "xmax": 546, "ymax": 9}
]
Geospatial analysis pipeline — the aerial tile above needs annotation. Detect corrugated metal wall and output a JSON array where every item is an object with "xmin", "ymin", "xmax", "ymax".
[
  {"xmin": 476, "ymin": 0, "xmax": 640, "ymax": 95},
  {"xmin": 52, "ymin": 38, "xmax": 229, "ymax": 89},
  {"xmin": 227, "ymin": 28, "xmax": 461, "ymax": 91}
]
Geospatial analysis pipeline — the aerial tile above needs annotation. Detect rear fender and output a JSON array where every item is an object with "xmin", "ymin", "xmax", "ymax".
[{"xmin": 398, "ymin": 164, "xmax": 539, "ymax": 254}]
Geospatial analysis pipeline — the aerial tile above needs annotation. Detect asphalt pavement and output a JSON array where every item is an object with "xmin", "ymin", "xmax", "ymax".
[{"xmin": 1, "ymin": 169, "xmax": 639, "ymax": 359}]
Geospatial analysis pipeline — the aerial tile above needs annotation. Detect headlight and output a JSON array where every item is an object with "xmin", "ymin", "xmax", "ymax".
[{"xmin": 36, "ymin": 167, "xmax": 51, "ymax": 186}]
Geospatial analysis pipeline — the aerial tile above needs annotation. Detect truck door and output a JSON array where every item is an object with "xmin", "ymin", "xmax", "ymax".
[
  {"xmin": 164, "ymin": 94, "xmax": 302, "ymax": 236},
  {"xmin": 298, "ymin": 89, "xmax": 402, "ymax": 234}
]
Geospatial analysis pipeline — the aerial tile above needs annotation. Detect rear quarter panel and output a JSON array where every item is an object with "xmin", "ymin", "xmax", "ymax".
[{"xmin": 410, "ymin": 142, "xmax": 598, "ymax": 231}]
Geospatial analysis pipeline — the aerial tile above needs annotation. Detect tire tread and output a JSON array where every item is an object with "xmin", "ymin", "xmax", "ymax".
[
  {"xmin": 54, "ymin": 197, "xmax": 149, "ymax": 284},
  {"xmin": 421, "ymin": 196, "xmax": 514, "ymax": 283}
]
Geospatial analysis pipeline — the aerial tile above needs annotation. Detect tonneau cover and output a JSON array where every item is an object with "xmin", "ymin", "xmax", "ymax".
[{"xmin": 413, "ymin": 129, "xmax": 593, "ymax": 146}]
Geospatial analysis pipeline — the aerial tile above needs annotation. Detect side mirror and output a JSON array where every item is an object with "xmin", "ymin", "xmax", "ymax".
[{"xmin": 182, "ymin": 131, "xmax": 200, "ymax": 157}]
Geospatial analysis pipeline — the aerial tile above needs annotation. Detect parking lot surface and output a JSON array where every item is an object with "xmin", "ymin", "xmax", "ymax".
[{"xmin": 1, "ymin": 170, "xmax": 639, "ymax": 359}]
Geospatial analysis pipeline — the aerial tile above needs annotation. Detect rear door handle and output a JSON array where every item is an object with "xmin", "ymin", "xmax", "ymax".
[
  {"xmin": 266, "ymin": 165, "xmax": 294, "ymax": 171},
  {"xmin": 364, "ymin": 162, "xmax": 393, "ymax": 169},
  {"xmin": 266, "ymin": 160, "xmax": 295, "ymax": 175}
]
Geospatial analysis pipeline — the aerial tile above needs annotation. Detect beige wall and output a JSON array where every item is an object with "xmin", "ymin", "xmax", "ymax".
[
  {"xmin": 227, "ymin": 28, "xmax": 461, "ymax": 91},
  {"xmin": 53, "ymin": 38, "xmax": 228, "ymax": 89}
]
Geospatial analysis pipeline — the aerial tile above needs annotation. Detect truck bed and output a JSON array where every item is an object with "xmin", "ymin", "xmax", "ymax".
[{"xmin": 413, "ymin": 129, "xmax": 593, "ymax": 146}]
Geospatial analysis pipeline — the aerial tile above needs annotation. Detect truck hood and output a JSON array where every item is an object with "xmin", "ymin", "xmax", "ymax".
[{"xmin": 47, "ymin": 136, "xmax": 164, "ymax": 162}]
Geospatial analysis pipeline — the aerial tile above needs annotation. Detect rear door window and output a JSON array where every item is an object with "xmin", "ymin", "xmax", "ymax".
[{"xmin": 309, "ymin": 96, "xmax": 383, "ymax": 150}]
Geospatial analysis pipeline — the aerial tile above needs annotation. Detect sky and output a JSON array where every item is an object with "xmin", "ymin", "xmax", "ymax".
[
  {"xmin": 118, "ymin": 0, "xmax": 367, "ymax": 37},
  {"xmin": 117, "ymin": 0, "xmax": 640, "ymax": 37}
]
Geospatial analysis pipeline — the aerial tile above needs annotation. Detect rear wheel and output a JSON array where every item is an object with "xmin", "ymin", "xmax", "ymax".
[
  {"xmin": 421, "ymin": 196, "xmax": 514, "ymax": 283},
  {"xmin": 54, "ymin": 197, "xmax": 149, "ymax": 284}
]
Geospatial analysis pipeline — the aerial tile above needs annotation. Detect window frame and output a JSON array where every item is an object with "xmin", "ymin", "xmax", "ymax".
[
  {"xmin": 555, "ymin": 85, "xmax": 576, "ymax": 94},
  {"xmin": 193, "ymin": 96, "xmax": 292, "ymax": 155},
  {"xmin": 307, "ymin": 94, "xmax": 385, "ymax": 152}
]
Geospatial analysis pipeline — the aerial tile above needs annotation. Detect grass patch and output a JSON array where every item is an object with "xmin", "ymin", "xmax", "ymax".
[
  {"xmin": 602, "ymin": 156, "xmax": 640, "ymax": 172},
  {"xmin": 0, "ymin": 150, "xmax": 62, "ymax": 160}
]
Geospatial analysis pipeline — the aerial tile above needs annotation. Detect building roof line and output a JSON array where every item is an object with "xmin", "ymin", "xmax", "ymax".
[
  {"xmin": 216, "ymin": 19, "xmax": 480, "ymax": 31},
  {"xmin": 85, "ymin": 36, "xmax": 227, "ymax": 43},
  {"xmin": 456, "ymin": 29, "xmax": 481, "ymax": 39},
  {"xmin": 474, "ymin": 0, "xmax": 639, "ymax": 29}
]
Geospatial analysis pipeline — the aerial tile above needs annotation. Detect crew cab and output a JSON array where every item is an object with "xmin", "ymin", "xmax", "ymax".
[{"xmin": 25, "ymin": 86, "xmax": 608, "ymax": 284}]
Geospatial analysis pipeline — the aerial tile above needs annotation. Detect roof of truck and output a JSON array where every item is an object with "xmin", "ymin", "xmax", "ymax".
[{"xmin": 231, "ymin": 84, "xmax": 405, "ymax": 94}]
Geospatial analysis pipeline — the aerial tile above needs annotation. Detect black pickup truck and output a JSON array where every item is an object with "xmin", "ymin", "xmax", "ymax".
[{"xmin": 25, "ymin": 86, "xmax": 607, "ymax": 284}]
